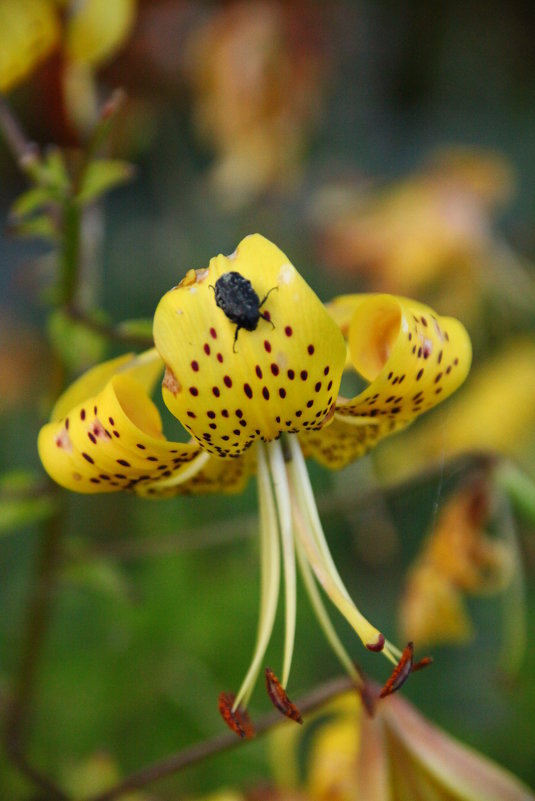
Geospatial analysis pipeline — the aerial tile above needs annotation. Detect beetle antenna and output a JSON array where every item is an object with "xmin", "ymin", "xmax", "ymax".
[
  {"xmin": 258, "ymin": 285, "xmax": 278, "ymax": 309},
  {"xmin": 233, "ymin": 326, "xmax": 241, "ymax": 353}
]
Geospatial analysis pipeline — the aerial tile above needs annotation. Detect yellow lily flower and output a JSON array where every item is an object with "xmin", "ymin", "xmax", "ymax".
[{"xmin": 38, "ymin": 234, "xmax": 471, "ymax": 729}]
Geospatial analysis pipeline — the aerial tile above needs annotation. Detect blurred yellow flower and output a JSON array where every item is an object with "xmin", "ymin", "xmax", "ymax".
[
  {"xmin": 0, "ymin": 0, "xmax": 136, "ymax": 134},
  {"xmin": 0, "ymin": 0, "xmax": 60, "ymax": 93},
  {"xmin": 184, "ymin": 1, "xmax": 328, "ymax": 207},
  {"xmin": 315, "ymin": 148, "xmax": 514, "ymax": 299},
  {"xmin": 0, "ymin": 0, "xmax": 136, "ymax": 94},
  {"xmin": 271, "ymin": 690, "xmax": 534, "ymax": 801}
]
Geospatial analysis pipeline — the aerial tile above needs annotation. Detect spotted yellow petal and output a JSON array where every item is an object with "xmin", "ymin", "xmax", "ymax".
[
  {"xmin": 0, "ymin": 0, "xmax": 59, "ymax": 92},
  {"xmin": 153, "ymin": 234, "xmax": 346, "ymax": 458},
  {"xmin": 301, "ymin": 294, "xmax": 471, "ymax": 469},
  {"xmin": 38, "ymin": 372, "xmax": 203, "ymax": 494},
  {"xmin": 377, "ymin": 338, "xmax": 535, "ymax": 481},
  {"xmin": 135, "ymin": 448, "xmax": 253, "ymax": 498},
  {"xmin": 64, "ymin": 0, "xmax": 136, "ymax": 67},
  {"xmin": 51, "ymin": 349, "xmax": 162, "ymax": 422}
]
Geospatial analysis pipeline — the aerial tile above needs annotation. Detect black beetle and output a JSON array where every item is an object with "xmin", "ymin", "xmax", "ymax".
[{"xmin": 213, "ymin": 271, "xmax": 277, "ymax": 350}]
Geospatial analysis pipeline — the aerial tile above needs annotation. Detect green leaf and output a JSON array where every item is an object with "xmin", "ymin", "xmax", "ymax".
[
  {"xmin": 10, "ymin": 186, "xmax": 53, "ymax": 219},
  {"xmin": 11, "ymin": 214, "xmax": 58, "ymax": 241},
  {"xmin": 47, "ymin": 308, "xmax": 108, "ymax": 372},
  {"xmin": 39, "ymin": 146, "xmax": 70, "ymax": 192},
  {"xmin": 77, "ymin": 159, "xmax": 135, "ymax": 205},
  {"xmin": 0, "ymin": 470, "xmax": 57, "ymax": 534},
  {"xmin": 496, "ymin": 460, "xmax": 535, "ymax": 528}
]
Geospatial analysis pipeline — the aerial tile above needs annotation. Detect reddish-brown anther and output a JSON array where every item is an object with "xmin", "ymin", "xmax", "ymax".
[
  {"xmin": 218, "ymin": 692, "xmax": 255, "ymax": 739},
  {"xmin": 265, "ymin": 668, "xmax": 303, "ymax": 724},
  {"xmin": 379, "ymin": 642, "xmax": 433, "ymax": 698},
  {"xmin": 380, "ymin": 642, "xmax": 415, "ymax": 698},
  {"xmin": 412, "ymin": 655, "xmax": 434, "ymax": 672}
]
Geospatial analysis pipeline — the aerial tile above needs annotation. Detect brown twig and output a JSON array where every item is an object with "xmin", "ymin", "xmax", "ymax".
[
  {"xmin": 65, "ymin": 304, "xmax": 154, "ymax": 350},
  {"xmin": 85, "ymin": 674, "xmax": 356, "ymax": 801},
  {"xmin": 0, "ymin": 93, "xmax": 39, "ymax": 168}
]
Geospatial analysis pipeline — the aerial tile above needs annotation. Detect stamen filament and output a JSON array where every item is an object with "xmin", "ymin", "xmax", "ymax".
[
  {"xmin": 287, "ymin": 434, "xmax": 354, "ymax": 604},
  {"xmin": 294, "ymin": 532, "xmax": 361, "ymax": 684},
  {"xmin": 287, "ymin": 434, "xmax": 400, "ymax": 664},
  {"xmin": 267, "ymin": 440, "xmax": 297, "ymax": 688},
  {"xmin": 233, "ymin": 444, "xmax": 281, "ymax": 710}
]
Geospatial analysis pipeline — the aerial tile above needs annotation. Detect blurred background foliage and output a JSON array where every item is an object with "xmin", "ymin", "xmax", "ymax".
[{"xmin": 0, "ymin": 0, "xmax": 535, "ymax": 798}]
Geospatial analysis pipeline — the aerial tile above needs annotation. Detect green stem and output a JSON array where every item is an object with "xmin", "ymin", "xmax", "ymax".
[
  {"xmin": 59, "ymin": 200, "xmax": 82, "ymax": 306},
  {"xmin": 494, "ymin": 460, "xmax": 535, "ymax": 527}
]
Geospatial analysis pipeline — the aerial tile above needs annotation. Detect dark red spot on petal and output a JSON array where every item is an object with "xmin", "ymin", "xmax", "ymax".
[
  {"xmin": 189, "ymin": 387, "xmax": 199, "ymax": 396},
  {"xmin": 264, "ymin": 340, "xmax": 272, "ymax": 353},
  {"xmin": 244, "ymin": 383, "xmax": 253, "ymax": 399},
  {"xmin": 204, "ymin": 343, "xmax": 211, "ymax": 355},
  {"xmin": 285, "ymin": 326, "xmax": 293, "ymax": 337},
  {"xmin": 191, "ymin": 360, "xmax": 199, "ymax": 372},
  {"xmin": 210, "ymin": 327, "xmax": 217, "ymax": 339},
  {"xmin": 307, "ymin": 344, "xmax": 315, "ymax": 355},
  {"xmin": 224, "ymin": 375, "xmax": 232, "ymax": 388},
  {"xmin": 262, "ymin": 387, "xmax": 270, "ymax": 400}
]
